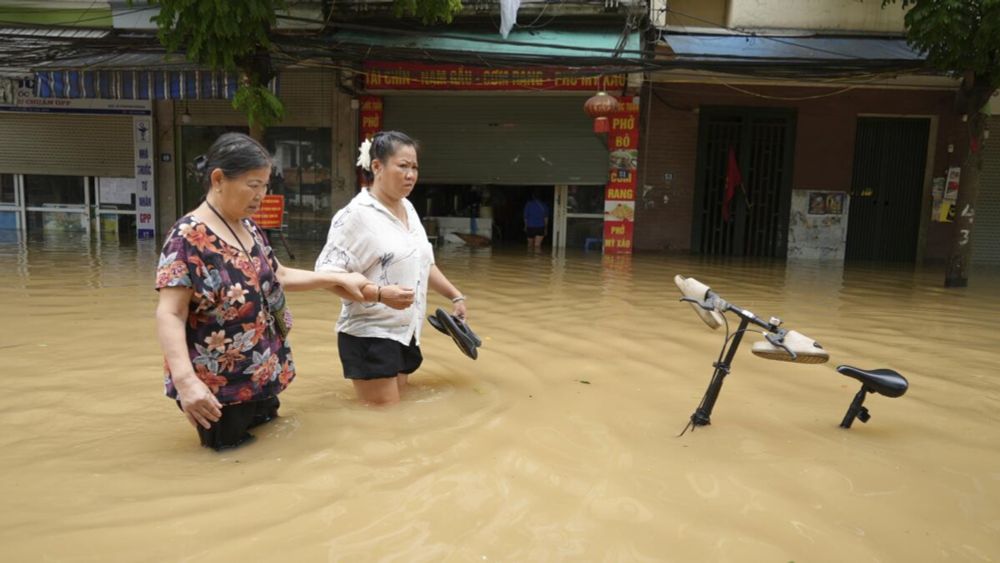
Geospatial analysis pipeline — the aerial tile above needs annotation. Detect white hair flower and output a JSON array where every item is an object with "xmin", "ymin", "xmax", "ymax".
[{"xmin": 356, "ymin": 138, "xmax": 373, "ymax": 171}]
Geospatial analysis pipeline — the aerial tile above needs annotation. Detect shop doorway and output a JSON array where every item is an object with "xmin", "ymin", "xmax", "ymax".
[
  {"xmin": 692, "ymin": 108, "xmax": 796, "ymax": 257},
  {"xmin": 408, "ymin": 185, "xmax": 556, "ymax": 247},
  {"xmin": 2, "ymin": 173, "xmax": 145, "ymax": 238},
  {"xmin": 846, "ymin": 117, "xmax": 930, "ymax": 262},
  {"xmin": 180, "ymin": 126, "xmax": 335, "ymax": 241},
  {"xmin": 0, "ymin": 173, "xmax": 24, "ymax": 230},
  {"xmin": 553, "ymin": 185, "xmax": 605, "ymax": 251},
  {"xmin": 24, "ymin": 174, "xmax": 91, "ymax": 234}
]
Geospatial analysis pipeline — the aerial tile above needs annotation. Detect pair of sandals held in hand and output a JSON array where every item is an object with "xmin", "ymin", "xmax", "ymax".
[{"xmin": 427, "ymin": 308, "xmax": 482, "ymax": 360}]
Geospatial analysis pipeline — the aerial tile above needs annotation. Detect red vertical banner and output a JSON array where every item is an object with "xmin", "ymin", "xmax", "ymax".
[
  {"xmin": 358, "ymin": 95, "xmax": 383, "ymax": 188},
  {"xmin": 603, "ymin": 96, "xmax": 639, "ymax": 254}
]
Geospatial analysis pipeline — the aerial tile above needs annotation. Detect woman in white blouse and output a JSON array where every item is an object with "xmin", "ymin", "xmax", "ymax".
[{"xmin": 315, "ymin": 131, "xmax": 468, "ymax": 405}]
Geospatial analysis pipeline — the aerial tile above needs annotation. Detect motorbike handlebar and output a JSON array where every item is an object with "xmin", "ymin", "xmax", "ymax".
[{"xmin": 675, "ymin": 274, "xmax": 829, "ymax": 365}]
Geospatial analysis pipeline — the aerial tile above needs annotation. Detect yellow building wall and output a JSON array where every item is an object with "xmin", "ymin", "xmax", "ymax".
[{"xmin": 728, "ymin": 0, "xmax": 907, "ymax": 33}]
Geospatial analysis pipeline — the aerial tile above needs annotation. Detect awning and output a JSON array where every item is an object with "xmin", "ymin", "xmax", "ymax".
[
  {"xmin": 0, "ymin": 2, "xmax": 114, "ymax": 28},
  {"xmin": 29, "ymin": 53, "xmax": 280, "ymax": 100},
  {"xmin": 661, "ymin": 34, "xmax": 924, "ymax": 63},
  {"xmin": 324, "ymin": 26, "xmax": 644, "ymax": 65},
  {"xmin": 33, "ymin": 68, "xmax": 272, "ymax": 100}
]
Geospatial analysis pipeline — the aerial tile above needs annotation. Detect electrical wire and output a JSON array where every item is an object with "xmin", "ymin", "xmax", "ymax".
[
  {"xmin": 1, "ymin": 5, "xmax": 932, "ymax": 86},
  {"xmin": 713, "ymin": 79, "xmax": 859, "ymax": 101}
]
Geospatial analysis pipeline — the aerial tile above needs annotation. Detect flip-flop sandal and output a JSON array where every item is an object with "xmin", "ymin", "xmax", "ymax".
[
  {"xmin": 428, "ymin": 307, "xmax": 480, "ymax": 360},
  {"xmin": 428, "ymin": 308, "xmax": 481, "ymax": 346},
  {"xmin": 428, "ymin": 312, "xmax": 449, "ymax": 335}
]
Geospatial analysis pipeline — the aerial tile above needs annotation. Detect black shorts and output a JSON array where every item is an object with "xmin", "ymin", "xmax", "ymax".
[
  {"xmin": 338, "ymin": 332, "xmax": 423, "ymax": 380},
  {"xmin": 526, "ymin": 226, "xmax": 545, "ymax": 238},
  {"xmin": 177, "ymin": 396, "xmax": 280, "ymax": 451}
]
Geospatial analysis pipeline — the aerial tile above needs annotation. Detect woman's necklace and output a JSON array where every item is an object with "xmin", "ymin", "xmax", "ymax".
[
  {"xmin": 205, "ymin": 200, "xmax": 253, "ymax": 257},
  {"xmin": 205, "ymin": 200, "xmax": 275, "ymax": 334}
]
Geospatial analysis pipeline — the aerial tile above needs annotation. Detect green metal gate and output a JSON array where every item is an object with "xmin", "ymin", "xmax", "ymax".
[
  {"xmin": 846, "ymin": 117, "xmax": 929, "ymax": 262},
  {"xmin": 692, "ymin": 108, "xmax": 796, "ymax": 257}
]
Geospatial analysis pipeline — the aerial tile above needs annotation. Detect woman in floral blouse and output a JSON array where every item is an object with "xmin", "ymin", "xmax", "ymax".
[{"xmin": 155, "ymin": 132, "xmax": 372, "ymax": 450}]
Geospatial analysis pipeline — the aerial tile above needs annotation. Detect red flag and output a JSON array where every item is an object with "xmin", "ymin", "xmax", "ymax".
[{"xmin": 723, "ymin": 146, "xmax": 742, "ymax": 222}]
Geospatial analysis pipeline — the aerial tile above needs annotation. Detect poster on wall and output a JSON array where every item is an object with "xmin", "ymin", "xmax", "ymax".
[
  {"xmin": 930, "ymin": 177, "xmax": 945, "ymax": 220},
  {"xmin": 603, "ymin": 96, "xmax": 639, "ymax": 254},
  {"xmin": 134, "ymin": 116, "xmax": 156, "ymax": 238},
  {"xmin": 806, "ymin": 191, "xmax": 846, "ymax": 215},
  {"xmin": 98, "ymin": 177, "xmax": 136, "ymax": 206},
  {"xmin": 251, "ymin": 195, "xmax": 285, "ymax": 229},
  {"xmin": 934, "ymin": 166, "xmax": 960, "ymax": 223}
]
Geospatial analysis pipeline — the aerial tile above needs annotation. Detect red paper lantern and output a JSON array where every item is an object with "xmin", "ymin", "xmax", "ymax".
[{"xmin": 584, "ymin": 91, "xmax": 620, "ymax": 134}]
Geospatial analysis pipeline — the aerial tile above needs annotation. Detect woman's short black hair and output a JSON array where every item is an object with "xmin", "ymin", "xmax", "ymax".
[
  {"xmin": 361, "ymin": 130, "xmax": 418, "ymax": 183},
  {"xmin": 194, "ymin": 132, "xmax": 272, "ymax": 191}
]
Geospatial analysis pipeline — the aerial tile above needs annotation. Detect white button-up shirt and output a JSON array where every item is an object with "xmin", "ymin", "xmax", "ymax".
[{"xmin": 315, "ymin": 189, "xmax": 435, "ymax": 345}]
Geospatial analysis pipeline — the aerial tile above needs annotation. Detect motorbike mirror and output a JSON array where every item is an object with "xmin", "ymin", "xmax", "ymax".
[
  {"xmin": 751, "ymin": 330, "xmax": 829, "ymax": 364},
  {"xmin": 674, "ymin": 275, "xmax": 725, "ymax": 330}
]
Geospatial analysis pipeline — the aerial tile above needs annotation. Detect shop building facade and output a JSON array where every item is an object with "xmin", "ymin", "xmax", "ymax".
[
  {"xmin": 4, "ymin": 0, "xmax": 997, "ymax": 266},
  {"xmin": 357, "ymin": 60, "xmax": 641, "ymax": 252},
  {"xmin": 636, "ymin": 0, "xmax": 995, "ymax": 265}
]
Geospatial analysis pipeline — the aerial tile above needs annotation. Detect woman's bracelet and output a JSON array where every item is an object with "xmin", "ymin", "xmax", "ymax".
[
  {"xmin": 451, "ymin": 295, "xmax": 466, "ymax": 303},
  {"xmin": 377, "ymin": 286, "xmax": 383, "ymax": 303}
]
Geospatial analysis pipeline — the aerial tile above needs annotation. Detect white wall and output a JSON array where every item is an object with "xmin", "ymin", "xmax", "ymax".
[{"xmin": 729, "ymin": 0, "xmax": 907, "ymax": 33}]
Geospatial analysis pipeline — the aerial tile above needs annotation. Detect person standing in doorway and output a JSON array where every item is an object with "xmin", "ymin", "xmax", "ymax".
[{"xmin": 523, "ymin": 190, "xmax": 548, "ymax": 251}]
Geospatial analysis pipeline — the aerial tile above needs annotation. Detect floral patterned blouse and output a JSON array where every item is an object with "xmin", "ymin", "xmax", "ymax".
[{"xmin": 156, "ymin": 215, "xmax": 295, "ymax": 405}]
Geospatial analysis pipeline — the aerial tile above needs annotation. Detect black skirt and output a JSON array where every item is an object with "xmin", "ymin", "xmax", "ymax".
[{"xmin": 177, "ymin": 396, "xmax": 280, "ymax": 451}]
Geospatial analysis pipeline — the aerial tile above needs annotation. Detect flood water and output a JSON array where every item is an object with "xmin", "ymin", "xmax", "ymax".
[{"xmin": 1, "ymin": 232, "xmax": 998, "ymax": 562}]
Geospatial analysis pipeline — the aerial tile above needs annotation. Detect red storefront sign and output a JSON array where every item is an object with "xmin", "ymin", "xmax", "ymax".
[
  {"xmin": 358, "ymin": 95, "xmax": 384, "ymax": 187},
  {"xmin": 252, "ymin": 195, "xmax": 285, "ymax": 229},
  {"xmin": 603, "ymin": 96, "xmax": 639, "ymax": 254},
  {"xmin": 364, "ymin": 61, "xmax": 627, "ymax": 91}
]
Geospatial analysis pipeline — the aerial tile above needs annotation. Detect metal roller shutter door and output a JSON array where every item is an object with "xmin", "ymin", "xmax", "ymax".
[
  {"xmin": 383, "ymin": 95, "xmax": 609, "ymax": 185},
  {"xmin": 0, "ymin": 112, "xmax": 134, "ymax": 177},
  {"xmin": 183, "ymin": 70, "xmax": 334, "ymax": 127},
  {"xmin": 973, "ymin": 116, "xmax": 1000, "ymax": 264}
]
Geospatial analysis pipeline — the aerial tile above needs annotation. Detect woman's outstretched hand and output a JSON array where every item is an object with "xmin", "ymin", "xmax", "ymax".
[{"xmin": 332, "ymin": 272, "xmax": 370, "ymax": 301}]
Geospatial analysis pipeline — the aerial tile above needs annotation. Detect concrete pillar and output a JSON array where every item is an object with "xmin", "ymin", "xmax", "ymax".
[
  {"xmin": 153, "ymin": 99, "xmax": 177, "ymax": 236},
  {"xmin": 330, "ymin": 75, "xmax": 358, "ymax": 214}
]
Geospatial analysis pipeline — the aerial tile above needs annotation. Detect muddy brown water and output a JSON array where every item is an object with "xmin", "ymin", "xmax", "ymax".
[{"xmin": 1, "ymin": 233, "xmax": 998, "ymax": 562}]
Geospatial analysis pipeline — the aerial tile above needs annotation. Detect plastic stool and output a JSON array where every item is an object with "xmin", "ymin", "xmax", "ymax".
[{"xmin": 584, "ymin": 237, "xmax": 603, "ymax": 251}]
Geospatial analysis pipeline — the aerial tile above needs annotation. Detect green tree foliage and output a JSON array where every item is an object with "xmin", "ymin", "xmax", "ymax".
[
  {"xmin": 145, "ymin": 0, "xmax": 286, "ymax": 129},
  {"xmin": 884, "ymin": 0, "xmax": 1000, "ymax": 89},
  {"xmin": 142, "ymin": 0, "xmax": 463, "ymax": 128},
  {"xmin": 883, "ymin": 0, "xmax": 999, "ymax": 286},
  {"xmin": 393, "ymin": 0, "xmax": 464, "ymax": 24}
]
